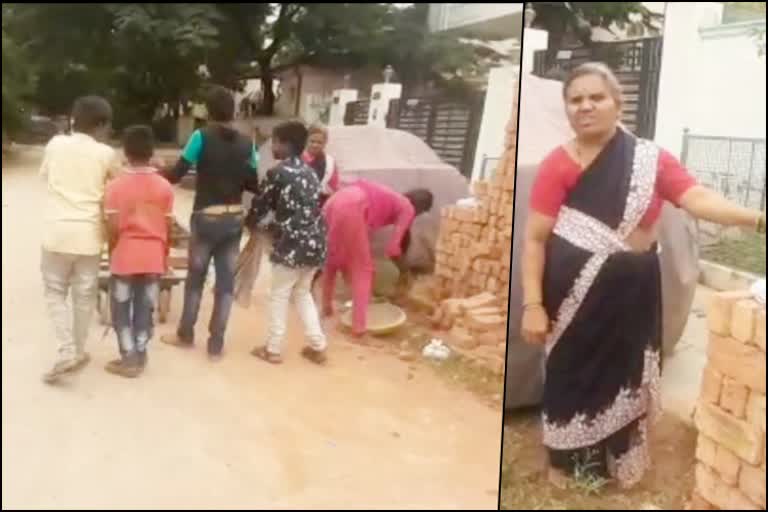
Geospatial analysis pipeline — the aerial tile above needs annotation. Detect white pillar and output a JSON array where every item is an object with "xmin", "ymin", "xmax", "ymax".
[
  {"xmin": 367, "ymin": 83, "xmax": 402, "ymax": 126},
  {"xmin": 329, "ymin": 89, "xmax": 358, "ymax": 126},
  {"xmin": 522, "ymin": 28, "xmax": 548, "ymax": 75},
  {"xmin": 471, "ymin": 66, "xmax": 520, "ymax": 182}
]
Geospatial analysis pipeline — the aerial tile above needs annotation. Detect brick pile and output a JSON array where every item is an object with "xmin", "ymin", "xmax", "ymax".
[
  {"xmin": 688, "ymin": 291, "xmax": 766, "ymax": 510},
  {"xmin": 426, "ymin": 82, "xmax": 519, "ymax": 375},
  {"xmin": 433, "ymin": 152, "xmax": 515, "ymax": 303}
]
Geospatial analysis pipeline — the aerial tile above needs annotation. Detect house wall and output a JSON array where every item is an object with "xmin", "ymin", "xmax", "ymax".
[
  {"xmin": 274, "ymin": 67, "xmax": 379, "ymax": 123},
  {"xmin": 655, "ymin": 2, "xmax": 766, "ymax": 158}
]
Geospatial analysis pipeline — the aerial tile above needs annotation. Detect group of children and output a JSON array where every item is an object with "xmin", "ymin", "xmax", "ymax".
[{"xmin": 40, "ymin": 87, "xmax": 433, "ymax": 383}]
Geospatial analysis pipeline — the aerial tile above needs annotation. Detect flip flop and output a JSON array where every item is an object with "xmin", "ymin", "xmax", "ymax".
[
  {"xmin": 251, "ymin": 345, "xmax": 283, "ymax": 365},
  {"xmin": 301, "ymin": 346, "xmax": 327, "ymax": 365}
]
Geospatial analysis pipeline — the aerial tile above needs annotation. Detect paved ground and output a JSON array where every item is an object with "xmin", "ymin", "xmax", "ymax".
[
  {"xmin": 661, "ymin": 285, "xmax": 712, "ymax": 425},
  {"xmin": 1, "ymin": 146, "xmax": 502, "ymax": 510}
]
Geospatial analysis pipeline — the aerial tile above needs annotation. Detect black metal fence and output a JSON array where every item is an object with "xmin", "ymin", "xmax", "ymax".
[
  {"xmin": 343, "ymin": 94, "xmax": 485, "ymax": 179},
  {"xmin": 682, "ymin": 131, "xmax": 766, "ymax": 212},
  {"xmin": 343, "ymin": 99, "xmax": 371, "ymax": 126},
  {"xmin": 532, "ymin": 37, "xmax": 663, "ymax": 139}
]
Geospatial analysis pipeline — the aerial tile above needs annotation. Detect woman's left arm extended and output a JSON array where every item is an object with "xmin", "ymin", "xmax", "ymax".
[{"xmin": 678, "ymin": 185, "xmax": 764, "ymax": 231}]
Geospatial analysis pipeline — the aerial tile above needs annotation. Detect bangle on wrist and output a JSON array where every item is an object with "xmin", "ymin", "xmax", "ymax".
[{"xmin": 523, "ymin": 302, "xmax": 543, "ymax": 311}]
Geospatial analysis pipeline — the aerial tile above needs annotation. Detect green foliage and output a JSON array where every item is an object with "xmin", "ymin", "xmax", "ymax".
[
  {"xmin": 530, "ymin": 2, "xmax": 662, "ymax": 48},
  {"xmin": 2, "ymin": 6, "xmax": 37, "ymax": 135},
  {"xmin": 6, "ymin": 3, "xmax": 502, "ymax": 121}
]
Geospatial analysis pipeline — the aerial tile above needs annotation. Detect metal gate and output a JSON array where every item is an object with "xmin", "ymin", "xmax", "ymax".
[
  {"xmin": 682, "ymin": 131, "xmax": 766, "ymax": 212},
  {"xmin": 343, "ymin": 99, "xmax": 371, "ymax": 126},
  {"xmin": 533, "ymin": 37, "xmax": 663, "ymax": 139},
  {"xmin": 344, "ymin": 94, "xmax": 484, "ymax": 178}
]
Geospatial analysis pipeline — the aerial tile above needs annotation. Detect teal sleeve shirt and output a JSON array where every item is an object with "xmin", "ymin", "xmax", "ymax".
[{"xmin": 181, "ymin": 130, "xmax": 259, "ymax": 172}]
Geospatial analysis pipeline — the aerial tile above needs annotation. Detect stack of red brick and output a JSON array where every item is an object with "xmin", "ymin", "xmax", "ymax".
[
  {"xmin": 427, "ymin": 83, "xmax": 519, "ymax": 375},
  {"xmin": 433, "ymin": 87, "xmax": 518, "ymax": 304},
  {"xmin": 689, "ymin": 291, "xmax": 766, "ymax": 510}
]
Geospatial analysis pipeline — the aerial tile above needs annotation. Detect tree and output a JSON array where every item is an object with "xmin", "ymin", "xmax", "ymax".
[
  {"xmin": 2, "ymin": 5, "xmax": 36, "ymax": 135},
  {"xmin": 7, "ymin": 3, "xmax": 225, "ymax": 127},
  {"xmin": 529, "ymin": 2, "xmax": 662, "ymax": 50},
  {"xmin": 7, "ymin": 3, "xmax": 504, "ymax": 121},
  {"xmin": 208, "ymin": 3, "xmax": 394, "ymax": 115},
  {"xmin": 211, "ymin": 3, "xmax": 507, "ymax": 112}
]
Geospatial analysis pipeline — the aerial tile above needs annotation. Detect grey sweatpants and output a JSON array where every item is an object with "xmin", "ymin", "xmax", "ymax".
[{"xmin": 40, "ymin": 249, "xmax": 100, "ymax": 363}]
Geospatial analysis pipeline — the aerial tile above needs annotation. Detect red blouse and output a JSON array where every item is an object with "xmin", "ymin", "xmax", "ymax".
[{"xmin": 530, "ymin": 147, "xmax": 698, "ymax": 229}]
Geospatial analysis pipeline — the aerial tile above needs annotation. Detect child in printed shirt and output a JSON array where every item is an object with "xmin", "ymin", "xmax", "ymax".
[{"xmin": 246, "ymin": 121, "xmax": 328, "ymax": 365}]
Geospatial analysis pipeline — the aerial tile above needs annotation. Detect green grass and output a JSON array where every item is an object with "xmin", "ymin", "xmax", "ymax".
[{"xmin": 701, "ymin": 232, "xmax": 766, "ymax": 276}]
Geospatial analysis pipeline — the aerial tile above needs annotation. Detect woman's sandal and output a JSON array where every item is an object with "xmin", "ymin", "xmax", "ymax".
[
  {"xmin": 251, "ymin": 346, "xmax": 283, "ymax": 365},
  {"xmin": 301, "ymin": 346, "xmax": 327, "ymax": 365}
]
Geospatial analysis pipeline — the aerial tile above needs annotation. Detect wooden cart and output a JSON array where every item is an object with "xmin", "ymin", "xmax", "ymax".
[{"xmin": 97, "ymin": 218, "xmax": 190, "ymax": 325}]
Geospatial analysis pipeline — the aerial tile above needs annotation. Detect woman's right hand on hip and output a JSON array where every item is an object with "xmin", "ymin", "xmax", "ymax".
[{"xmin": 522, "ymin": 305, "xmax": 550, "ymax": 345}]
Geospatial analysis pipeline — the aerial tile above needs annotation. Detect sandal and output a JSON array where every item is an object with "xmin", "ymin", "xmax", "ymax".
[
  {"xmin": 251, "ymin": 345, "xmax": 283, "ymax": 365},
  {"xmin": 301, "ymin": 346, "xmax": 327, "ymax": 365}
]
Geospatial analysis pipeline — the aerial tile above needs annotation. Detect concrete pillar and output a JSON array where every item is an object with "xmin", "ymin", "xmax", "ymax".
[
  {"xmin": 471, "ymin": 66, "xmax": 520, "ymax": 182},
  {"xmin": 329, "ymin": 89, "xmax": 359, "ymax": 126},
  {"xmin": 367, "ymin": 82, "xmax": 402, "ymax": 127},
  {"xmin": 522, "ymin": 28, "xmax": 548, "ymax": 75}
]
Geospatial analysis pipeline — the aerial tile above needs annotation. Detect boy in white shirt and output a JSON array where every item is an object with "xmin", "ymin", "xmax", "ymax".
[{"xmin": 40, "ymin": 96, "xmax": 120, "ymax": 383}]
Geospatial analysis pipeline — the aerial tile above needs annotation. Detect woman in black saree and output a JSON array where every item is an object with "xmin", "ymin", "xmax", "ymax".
[{"xmin": 522, "ymin": 62, "xmax": 766, "ymax": 489}]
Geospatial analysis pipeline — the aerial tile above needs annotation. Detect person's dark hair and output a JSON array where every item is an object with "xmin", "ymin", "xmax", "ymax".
[
  {"xmin": 122, "ymin": 125, "xmax": 155, "ymax": 163},
  {"xmin": 404, "ymin": 189, "xmax": 434, "ymax": 215},
  {"xmin": 273, "ymin": 121, "xmax": 309, "ymax": 157},
  {"xmin": 71, "ymin": 96, "xmax": 112, "ymax": 134},
  {"xmin": 205, "ymin": 85, "xmax": 236, "ymax": 123}
]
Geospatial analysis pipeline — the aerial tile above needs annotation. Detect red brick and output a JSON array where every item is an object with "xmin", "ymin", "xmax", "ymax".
[
  {"xmin": 713, "ymin": 445, "xmax": 741, "ymax": 485},
  {"xmin": 696, "ymin": 435, "xmax": 718, "ymax": 467},
  {"xmin": 696, "ymin": 403, "xmax": 764, "ymax": 465},
  {"xmin": 466, "ymin": 314, "xmax": 507, "ymax": 332},
  {"xmin": 721, "ymin": 377, "xmax": 750, "ymax": 418},
  {"xmin": 732, "ymin": 300, "xmax": 760, "ymax": 344},
  {"xmin": 756, "ymin": 309, "xmax": 766, "ymax": 351},
  {"xmin": 700, "ymin": 367, "xmax": 724, "ymax": 405},
  {"xmin": 459, "ymin": 293, "xmax": 498, "ymax": 311},
  {"xmin": 709, "ymin": 334, "xmax": 766, "ymax": 393},
  {"xmin": 739, "ymin": 463, "xmax": 766, "ymax": 508},
  {"xmin": 746, "ymin": 392, "xmax": 766, "ymax": 432},
  {"xmin": 709, "ymin": 291, "xmax": 752, "ymax": 336},
  {"xmin": 696, "ymin": 464, "xmax": 761, "ymax": 510}
]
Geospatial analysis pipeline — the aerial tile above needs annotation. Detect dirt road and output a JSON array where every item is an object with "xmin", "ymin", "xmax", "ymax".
[{"xmin": 1, "ymin": 146, "xmax": 502, "ymax": 510}]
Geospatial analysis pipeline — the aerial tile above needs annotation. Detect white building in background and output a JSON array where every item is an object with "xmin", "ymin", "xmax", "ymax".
[
  {"xmin": 428, "ymin": 3, "xmax": 525, "ymax": 181},
  {"xmin": 655, "ymin": 2, "xmax": 766, "ymax": 157},
  {"xmin": 428, "ymin": 3, "xmax": 524, "ymax": 40}
]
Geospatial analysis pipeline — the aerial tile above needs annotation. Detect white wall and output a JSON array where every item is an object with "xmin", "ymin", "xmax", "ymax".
[{"xmin": 655, "ymin": 2, "xmax": 766, "ymax": 158}]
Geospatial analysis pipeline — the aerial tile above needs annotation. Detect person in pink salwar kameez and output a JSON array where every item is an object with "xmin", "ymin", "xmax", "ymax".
[{"xmin": 321, "ymin": 179, "xmax": 433, "ymax": 337}]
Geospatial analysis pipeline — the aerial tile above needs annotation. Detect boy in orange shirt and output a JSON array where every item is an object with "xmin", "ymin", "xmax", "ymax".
[{"xmin": 103, "ymin": 126, "xmax": 174, "ymax": 377}]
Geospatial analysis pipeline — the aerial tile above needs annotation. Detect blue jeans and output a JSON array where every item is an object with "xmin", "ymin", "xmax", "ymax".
[
  {"xmin": 178, "ymin": 212, "xmax": 243, "ymax": 354},
  {"xmin": 110, "ymin": 275, "xmax": 160, "ymax": 356}
]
